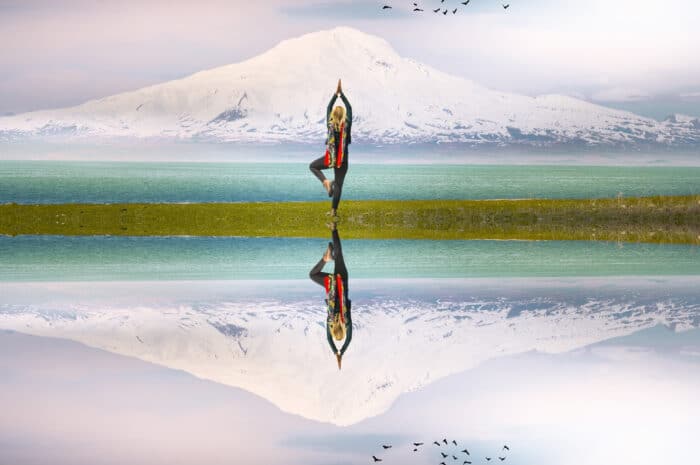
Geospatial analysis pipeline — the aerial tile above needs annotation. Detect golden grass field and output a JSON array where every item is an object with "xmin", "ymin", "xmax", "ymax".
[{"xmin": 2, "ymin": 196, "xmax": 699, "ymax": 244}]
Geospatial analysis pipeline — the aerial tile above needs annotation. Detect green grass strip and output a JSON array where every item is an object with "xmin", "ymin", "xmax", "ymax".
[{"xmin": 1, "ymin": 196, "xmax": 699, "ymax": 244}]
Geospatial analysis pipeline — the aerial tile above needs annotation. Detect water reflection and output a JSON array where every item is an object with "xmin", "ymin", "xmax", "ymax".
[{"xmin": 309, "ymin": 224, "xmax": 352, "ymax": 369}]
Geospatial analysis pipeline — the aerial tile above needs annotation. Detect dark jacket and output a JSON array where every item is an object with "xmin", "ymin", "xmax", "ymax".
[
  {"xmin": 309, "ymin": 229, "xmax": 352, "ymax": 356},
  {"xmin": 325, "ymin": 92, "xmax": 352, "ymax": 165}
]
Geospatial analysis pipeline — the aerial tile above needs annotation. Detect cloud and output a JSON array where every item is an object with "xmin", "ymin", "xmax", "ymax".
[
  {"xmin": 590, "ymin": 87, "xmax": 652, "ymax": 103},
  {"xmin": 281, "ymin": 0, "xmax": 410, "ymax": 19}
]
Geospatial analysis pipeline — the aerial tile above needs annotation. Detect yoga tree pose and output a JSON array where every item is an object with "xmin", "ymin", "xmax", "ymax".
[
  {"xmin": 309, "ymin": 223, "xmax": 352, "ymax": 369},
  {"xmin": 309, "ymin": 79, "xmax": 352, "ymax": 217}
]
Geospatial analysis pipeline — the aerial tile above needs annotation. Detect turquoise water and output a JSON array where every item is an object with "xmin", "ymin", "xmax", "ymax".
[
  {"xmin": 1, "ymin": 161, "xmax": 699, "ymax": 203},
  {"xmin": 1, "ymin": 235, "xmax": 698, "ymax": 281}
]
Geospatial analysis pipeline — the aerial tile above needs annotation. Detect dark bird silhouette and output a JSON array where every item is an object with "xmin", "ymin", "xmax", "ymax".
[
  {"xmin": 413, "ymin": 448, "xmax": 418, "ymax": 452},
  {"xmin": 453, "ymin": 455, "xmax": 458, "ymax": 460},
  {"xmin": 381, "ymin": 5, "xmax": 392, "ymax": 9},
  {"xmin": 434, "ymin": 441, "xmax": 441, "ymax": 446},
  {"xmin": 461, "ymin": 0, "xmax": 470, "ymax": 4},
  {"xmin": 502, "ymin": 3, "xmax": 510, "ymax": 9},
  {"xmin": 443, "ymin": 439, "xmax": 448, "ymax": 445},
  {"xmin": 461, "ymin": 449, "xmax": 470, "ymax": 456},
  {"xmin": 502, "ymin": 446, "xmax": 510, "ymax": 451},
  {"xmin": 441, "ymin": 452, "xmax": 449, "ymax": 458},
  {"xmin": 414, "ymin": 443, "xmax": 424, "ymax": 447},
  {"xmin": 413, "ymin": 7, "xmax": 423, "ymax": 11},
  {"xmin": 442, "ymin": 9, "xmax": 448, "ymax": 15},
  {"xmin": 441, "ymin": 0, "xmax": 445, "ymax": 2},
  {"xmin": 440, "ymin": 463, "xmax": 447, "ymax": 465},
  {"xmin": 413, "ymin": 1, "xmax": 418, "ymax": 5},
  {"xmin": 498, "ymin": 458, "xmax": 506, "ymax": 462},
  {"xmin": 372, "ymin": 456, "xmax": 382, "ymax": 462},
  {"xmin": 452, "ymin": 440, "xmax": 458, "ymax": 446},
  {"xmin": 464, "ymin": 462, "xmax": 472, "ymax": 465},
  {"xmin": 452, "ymin": 8, "xmax": 457, "ymax": 14},
  {"xmin": 433, "ymin": 7, "xmax": 441, "ymax": 12},
  {"xmin": 485, "ymin": 458, "xmax": 492, "ymax": 462},
  {"xmin": 381, "ymin": 445, "xmax": 392, "ymax": 449}
]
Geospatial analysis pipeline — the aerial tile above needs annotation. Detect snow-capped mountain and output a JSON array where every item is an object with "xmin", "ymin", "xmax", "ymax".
[
  {"xmin": 1, "ymin": 27, "xmax": 699, "ymax": 148},
  {"xmin": 1, "ymin": 279, "xmax": 698, "ymax": 426}
]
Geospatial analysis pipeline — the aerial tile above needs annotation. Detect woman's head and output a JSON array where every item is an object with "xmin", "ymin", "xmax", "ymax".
[
  {"xmin": 330, "ymin": 105, "xmax": 346, "ymax": 131},
  {"xmin": 330, "ymin": 314, "xmax": 346, "ymax": 341}
]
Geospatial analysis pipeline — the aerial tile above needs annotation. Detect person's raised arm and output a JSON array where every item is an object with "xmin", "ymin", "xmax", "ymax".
[
  {"xmin": 326, "ymin": 93, "xmax": 338, "ymax": 124},
  {"xmin": 339, "ymin": 91, "xmax": 352, "ymax": 122},
  {"xmin": 339, "ymin": 305, "xmax": 352, "ymax": 356},
  {"xmin": 326, "ymin": 321, "xmax": 339, "ymax": 355}
]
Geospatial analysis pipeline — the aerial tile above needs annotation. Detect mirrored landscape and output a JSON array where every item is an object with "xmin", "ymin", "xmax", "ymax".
[{"xmin": 2, "ymin": 227, "xmax": 699, "ymax": 465}]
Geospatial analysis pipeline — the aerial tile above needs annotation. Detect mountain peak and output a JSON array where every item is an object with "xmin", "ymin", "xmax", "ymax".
[
  {"xmin": 258, "ymin": 25, "xmax": 401, "ymax": 69},
  {"xmin": 1, "ymin": 27, "xmax": 699, "ymax": 148}
]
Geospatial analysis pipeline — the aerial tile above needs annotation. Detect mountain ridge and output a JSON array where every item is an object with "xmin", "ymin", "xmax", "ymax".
[{"xmin": 1, "ymin": 26, "xmax": 699, "ymax": 148}]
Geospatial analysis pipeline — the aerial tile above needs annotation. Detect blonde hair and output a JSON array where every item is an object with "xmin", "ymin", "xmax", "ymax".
[
  {"xmin": 330, "ymin": 314, "xmax": 346, "ymax": 341},
  {"xmin": 330, "ymin": 105, "xmax": 346, "ymax": 131}
]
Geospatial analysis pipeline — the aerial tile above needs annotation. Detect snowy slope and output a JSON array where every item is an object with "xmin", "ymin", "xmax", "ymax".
[
  {"xmin": 1, "ymin": 27, "xmax": 699, "ymax": 148},
  {"xmin": 1, "ymin": 279, "xmax": 698, "ymax": 426}
]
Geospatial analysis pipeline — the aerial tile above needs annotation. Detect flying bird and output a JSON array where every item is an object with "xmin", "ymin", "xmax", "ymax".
[
  {"xmin": 461, "ymin": 0, "xmax": 470, "ymax": 4},
  {"xmin": 433, "ymin": 7, "xmax": 441, "ymax": 12},
  {"xmin": 443, "ymin": 439, "xmax": 448, "ymax": 445},
  {"xmin": 442, "ymin": 9, "xmax": 448, "ymax": 15},
  {"xmin": 502, "ymin": 3, "xmax": 510, "ymax": 9},
  {"xmin": 502, "ymin": 446, "xmax": 510, "ymax": 451},
  {"xmin": 485, "ymin": 458, "xmax": 492, "ymax": 462},
  {"xmin": 413, "ymin": 7, "xmax": 424, "ymax": 11},
  {"xmin": 434, "ymin": 441, "xmax": 441, "ymax": 446},
  {"xmin": 461, "ymin": 449, "xmax": 470, "ymax": 456},
  {"xmin": 381, "ymin": 5, "xmax": 392, "ymax": 9},
  {"xmin": 453, "ymin": 455, "xmax": 458, "ymax": 460},
  {"xmin": 372, "ymin": 456, "xmax": 382, "ymax": 462},
  {"xmin": 381, "ymin": 445, "xmax": 392, "ymax": 449},
  {"xmin": 414, "ymin": 443, "xmax": 424, "ymax": 447},
  {"xmin": 413, "ymin": 448, "xmax": 418, "ymax": 452},
  {"xmin": 464, "ymin": 462, "xmax": 472, "ymax": 465},
  {"xmin": 441, "ymin": 452, "xmax": 449, "ymax": 458},
  {"xmin": 452, "ymin": 8, "xmax": 457, "ymax": 14},
  {"xmin": 440, "ymin": 463, "xmax": 447, "ymax": 465},
  {"xmin": 452, "ymin": 440, "xmax": 458, "ymax": 446},
  {"xmin": 498, "ymin": 458, "xmax": 506, "ymax": 462}
]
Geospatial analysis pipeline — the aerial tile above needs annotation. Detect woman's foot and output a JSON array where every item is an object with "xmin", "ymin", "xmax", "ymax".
[
  {"xmin": 322, "ymin": 179, "xmax": 332, "ymax": 196},
  {"xmin": 323, "ymin": 243, "xmax": 334, "ymax": 262}
]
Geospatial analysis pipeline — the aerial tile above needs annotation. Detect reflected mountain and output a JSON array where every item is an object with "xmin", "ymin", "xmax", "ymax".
[{"xmin": 1, "ymin": 277, "xmax": 698, "ymax": 426}]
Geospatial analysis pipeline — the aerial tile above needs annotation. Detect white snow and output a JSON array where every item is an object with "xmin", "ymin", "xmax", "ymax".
[
  {"xmin": 1, "ymin": 278, "xmax": 697, "ymax": 426},
  {"xmin": 1, "ymin": 27, "xmax": 698, "ymax": 147}
]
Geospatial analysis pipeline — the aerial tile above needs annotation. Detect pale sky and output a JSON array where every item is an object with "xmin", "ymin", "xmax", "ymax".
[{"xmin": 1, "ymin": 0, "xmax": 699, "ymax": 118}]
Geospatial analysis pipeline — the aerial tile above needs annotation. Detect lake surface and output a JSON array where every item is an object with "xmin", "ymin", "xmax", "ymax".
[
  {"xmin": 1, "ymin": 235, "xmax": 700, "ymax": 281},
  {"xmin": 1, "ymin": 161, "xmax": 699, "ymax": 203},
  {"xmin": 1, "ymin": 158, "xmax": 699, "ymax": 465}
]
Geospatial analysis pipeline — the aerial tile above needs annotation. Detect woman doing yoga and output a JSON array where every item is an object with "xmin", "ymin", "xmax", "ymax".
[{"xmin": 309, "ymin": 79, "xmax": 352, "ymax": 217}]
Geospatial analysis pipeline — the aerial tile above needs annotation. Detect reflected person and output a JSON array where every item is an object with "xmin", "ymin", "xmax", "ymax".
[{"xmin": 309, "ymin": 223, "xmax": 352, "ymax": 369}]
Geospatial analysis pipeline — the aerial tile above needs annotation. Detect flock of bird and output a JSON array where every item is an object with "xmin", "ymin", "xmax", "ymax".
[
  {"xmin": 371, "ymin": 439, "xmax": 511, "ymax": 463},
  {"xmin": 382, "ymin": 0, "xmax": 510, "ymax": 15},
  {"xmin": 381, "ymin": 1, "xmax": 511, "ymax": 14}
]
